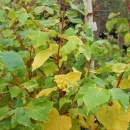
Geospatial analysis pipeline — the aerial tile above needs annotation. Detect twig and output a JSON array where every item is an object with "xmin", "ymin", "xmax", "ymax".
[
  {"xmin": 0, "ymin": 113, "xmax": 14, "ymax": 122},
  {"xmin": 57, "ymin": 38, "xmax": 63, "ymax": 74},
  {"xmin": 63, "ymin": 87, "xmax": 80, "ymax": 114},
  {"xmin": 0, "ymin": 94, "xmax": 14, "ymax": 110},
  {"xmin": 61, "ymin": 0, "xmax": 66, "ymax": 34},
  {"xmin": 87, "ymin": 59, "xmax": 92, "ymax": 77},
  {"xmin": 82, "ymin": 61, "xmax": 87, "ymax": 74},
  {"xmin": 116, "ymin": 71, "xmax": 124, "ymax": 88},
  {"xmin": 9, "ymin": 71, "xmax": 35, "ymax": 98}
]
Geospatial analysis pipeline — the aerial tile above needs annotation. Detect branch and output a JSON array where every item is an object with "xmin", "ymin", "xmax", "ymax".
[
  {"xmin": 82, "ymin": 61, "xmax": 87, "ymax": 74},
  {"xmin": 9, "ymin": 71, "xmax": 35, "ymax": 98},
  {"xmin": 116, "ymin": 71, "xmax": 125, "ymax": 88},
  {"xmin": 87, "ymin": 59, "xmax": 92, "ymax": 77},
  {"xmin": 0, "ymin": 94, "xmax": 14, "ymax": 110},
  {"xmin": 61, "ymin": 0, "xmax": 66, "ymax": 34},
  {"xmin": 0, "ymin": 113, "xmax": 14, "ymax": 122},
  {"xmin": 63, "ymin": 87, "xmax": 80, "ymax": 114},
  {"xmin": 57, "ymin": 38, "xmax": 63, "ymax": 74}
]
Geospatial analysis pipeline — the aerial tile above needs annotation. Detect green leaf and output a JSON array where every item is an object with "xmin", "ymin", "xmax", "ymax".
[
  {"xmin": 0, "ymin": 106, "xmax": 10, "ymax": 120},
  {"xmin": 45, "ymin": 6, "xmax": 54, "ymax": 14},
  {"xmin": 41, "ymin": 18, "xmax": 59, "ymax": 27},
  {"xmin": 8, "ymin": 10, "xmax": 16, "ymax": 21},
  {"xmin": 43, "ymin": 0, "xmax": 57, "ymax": 5},
  {"xmin": 92, "ymin": 77, "xmax": 106, "ymax": 88},
  {"xmin": 79, "ymin": 44, "xmax": 91, "ymax": 61},
  {"xmin": 83, "ymin": 87, "xmax": 110, "ymax": 111},
  {"xmin": 3, "ymin": 29, "xmax": 13, "ymax": 37},
  {"xmin": 110, "ymin": 88, "xmax": 129, "ymax": 111},
  {"xmin": 93, "ymin": 65, "xmax": 112, "ymax": 74},
  {"xmin": 28, "ymin": 30, "xmax": 49, "ymax": 48},
  {"xmin": 16, "ymin": 12, "xmax": 30, "ymax": 25},
  {"xmin": 112, "ymin": 63, "xmax": 126, "ymax": 73},
  {"xmin": 32, "ymin": 48, "xmax": 54, "ymax": 71},
  {"xmin": 108, "ymin": 12, "xmax": 120, "ymax": 19},
  {"xmin": 0, "ymin": 51, "xmax": 25, "ymax": 70},
  {"xmin": 106, "ymin": 19, "xmax": 116, "ymax": 32},
  {"xmin": 116, "ymin": 18, "xmax": 129, "ymax": 32},
  {"xmin": 34, "ymin": 6, "xmax": 45, "ymax": 14},
  {"xmin": 26, "ymin": 98, "xmax": 53, "ymax": 122},
  {"xmin": 0, "ymin": 10, "xmax": 6, "ymax": 22},
  {"xmin": 70, "ymin": 2, "xmax": 85, "ymax": 16},
  {"xmin": 124, "ymin": 33, "xmax": 130, "ymax": 46},
  {"xmin": 11, "ymin": 107, "xmax": 33, "ymax": 128},
  {"xmin": 9, "ymin": 86, "xmax": 22, "ymax": 98},
  {"xmin": 64, "ymin": 28, "xmax": 76, "ymax": 36},
  {"xmin": 93, "ymin": 40, "xmax": 110, "ymax": 44},
  {"xmin": 43, "ymin": 62, "xmax": 58, "ymax": 76},
  {"xmin": 59, "ymin": 98, "xmax": 71, "ymax": 108},
  {"xmin": 22, "ymin": 80, "xmax": 39, "ymax": 92}
]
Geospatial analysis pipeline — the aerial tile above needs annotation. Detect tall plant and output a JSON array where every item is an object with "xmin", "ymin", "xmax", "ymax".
[{"xmin": 0, "ymin": 0, "xmax": 130, "ymax": 130}]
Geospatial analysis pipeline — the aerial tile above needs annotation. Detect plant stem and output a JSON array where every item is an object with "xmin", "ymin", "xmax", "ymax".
[
  {"xmin": 56, "ymin": 0, "xmax": 66, "ymax": 74},
  {"xmin": 63, "ymin": 53, "xmax": 72, "ymax": 73},
  {"xmin": 87, "ymin": 59, "xmax": 92, "ymax": 77},
  {"xmin": 63, "ymin": 87, "xmax": 80, "ymax": 114},
  {"xmin": 0, "ymin": 113, "xmax": 14, "ymax": 122},
  {"xmin": 28, "ymin": 45, "xmax": 33, "ymax": 79},
  {"xmin": 116, "ymin": 71, "xmax": 124, "ymax": 88},
  {"xmin": 24, "ymin": 7, "xmax": 45, "ymax": 31},
  {"xmin": 0, "ymin": 94, "xmax": 14, "ymax": 110},
  {"xmin": 82, "ymin": 61, "xmax": 87, "ymax": 74},
  {"xmin": 57, "ymin": 38, "xmax": 63, "ymax": 74},
  {"xmin": 57, "ymin": 0, "xmax": 66, "ymax": 115},
  {"xmin": 9, "ymin": 71, "xmax": 35, "ymax": 98},
  {"xmin": 61, "ymin": 0, "xmax": 66, "ymax": 34}
]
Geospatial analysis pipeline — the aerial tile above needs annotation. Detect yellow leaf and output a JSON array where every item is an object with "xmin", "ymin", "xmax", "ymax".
[
  {"xmin": 32, "ymin": 48, "xmax": 53, "ymax": 71},
  {"xmin": 96, "ymin": 100, "xmax": 130, "ymax": 130},
  {"xmin": 54, "ymin": 74, "xmax": 66, "ymax": 90},
  {"xmin": 128, "ymin": 75, "xmax": 130, "ymax": 80},
  {"xmin": 86, "ymin": 115, "xmax": 99, "ymax": 130},
  {"xmin": 112, "ymin": 63, "xmax": 126, "ymax": 73},
  {"xmin": 59, "ymin": 56, "xmax": 67, "ymax": 67},
  {"xmin": 126, "ymin": 106, "xmax": 130, "ymax": 122},
  {"xmin": 66, "ymin": 71, "xmax": 82, "ymax": 86},
  {"xmin": 36, "ymin": 87, "xmax": 57, "ymax": 98},
  {"xmin": 44, "ymin": 108, "xmax": 72, "ymax": 130},
  {"xmin": 119, "ymin": 79, "xmax": 130, "ymax": 89},
  {"xmin": 78, "ymin": 115, "xmax": 99, "ymax": 130},
  {"xmin": 54, "ymin": 69, "xmax": 81, "ymax": 92},
  {"xmin": 78, "ymin": 116, "xmax": 89, "ymax": 128},
  {"xmin": 68, "ymin": 36, "xmax": 83, "ymax": 45},
  {"xmin": 70, "ymin": 118, "xmax": 80, "ymax": 130}
]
